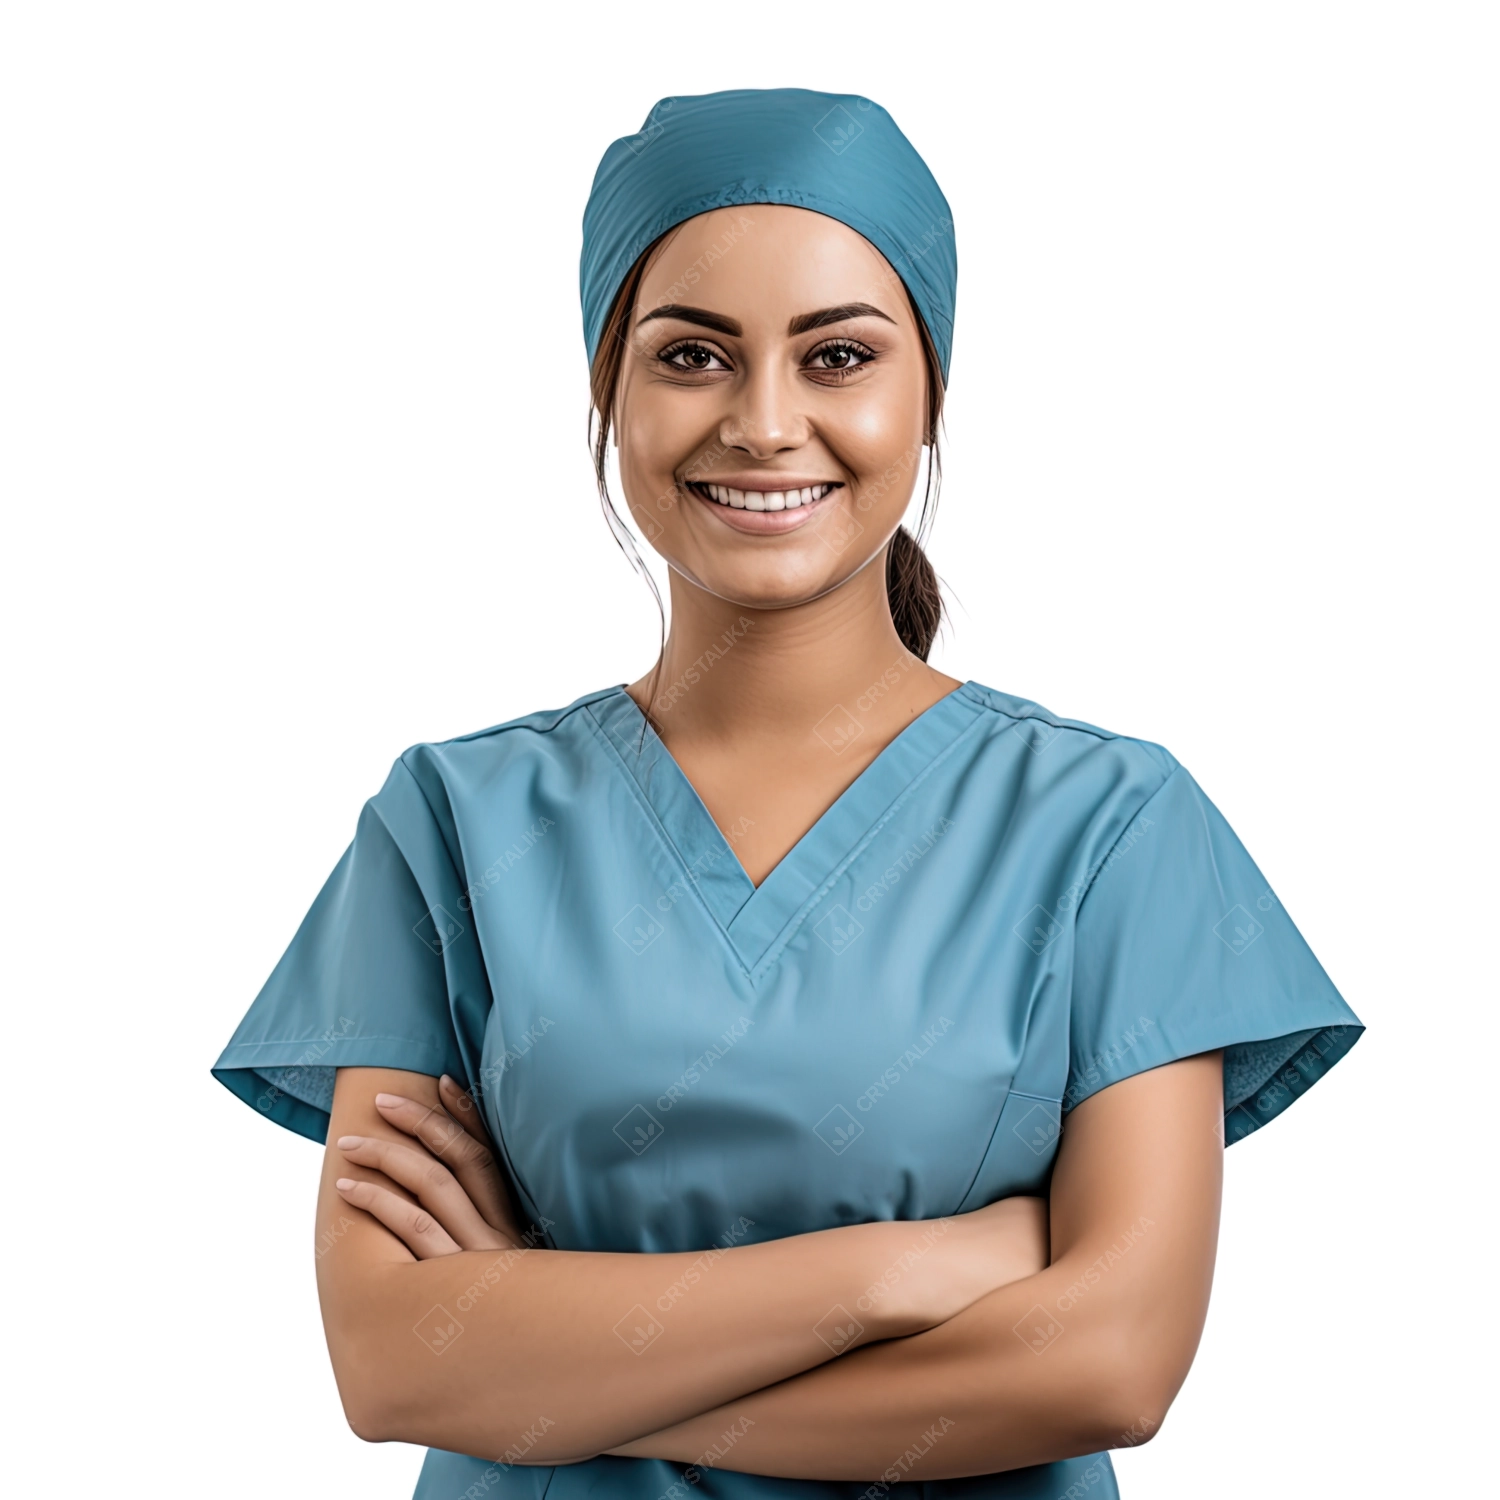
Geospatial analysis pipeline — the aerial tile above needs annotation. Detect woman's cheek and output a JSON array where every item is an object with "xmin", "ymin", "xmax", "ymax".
[
  {"xmin": 617, "ymin": 418, "xmax": 676, "ymax": 516},
  {"xmin": 830, "ymin": 387, "xmax": 924, "ymax": 471},
  {"xmin": 622, "ymin": 397, "xmax": 711, "ymax": 492}
]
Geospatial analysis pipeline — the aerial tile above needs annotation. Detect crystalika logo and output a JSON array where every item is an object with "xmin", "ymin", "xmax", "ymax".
[
  {"xmin": 813, "ymin": 1104, "xmax": 864, "ymax": 1155},
  {"xmin": 1213, "ymin": 904, "xmax": 1264, "ymax": 955},
  {"xmin": 614, "ymin": 905, "xmax": 664, "ymax": 953},
  {"xmin": 414, "ymin": 906, "xmax": 464, "ymax": 954},
  {"xmin": 614, "ymin": 1104, "xmax": 663, "ymax": 1156},
  {"xmin": 1012, "ymin": 1102, "xmax": 1062, "ymax": 1156},
  {"xmin": 814, "ymin": 904, "xmax": 864, "ymax": 954},
  {"xmin": 813, "ymin": 104, "xmax": 865, "ymax": 155},
  {"xmin": 1012, "ymin": 905, "xmax": 1062, "ymax": 955}
]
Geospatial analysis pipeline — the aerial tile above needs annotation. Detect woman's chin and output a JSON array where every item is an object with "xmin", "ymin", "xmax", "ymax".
[{"xmin": 666, "ymin": 556, "xmax": 861, "ymax": 613}]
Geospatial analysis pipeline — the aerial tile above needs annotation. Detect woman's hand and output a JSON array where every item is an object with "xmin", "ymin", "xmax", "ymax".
[
  {"xmin": 335, "ymin": 1072, "xmax": 1048, "ymax": 1311},
  {"xmin": 855, "ymin": 1195, "xmax": 1050, "ymax": 1336},
  {"xmin": 334, "ymin": 1074, "xmax": 523, "ymax": 1257}
]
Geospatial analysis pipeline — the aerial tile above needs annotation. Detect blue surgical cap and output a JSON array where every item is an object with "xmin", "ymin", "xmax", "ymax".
[{"xmin": 580, "ymin": 89, "xmax": 957, "ymax": 381}]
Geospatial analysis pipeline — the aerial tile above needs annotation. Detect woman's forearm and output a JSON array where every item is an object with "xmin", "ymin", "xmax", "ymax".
[
  {"xmin": 318, "ymin": 1069, "xmax": 1036, "ymax": 1464},
  {"xmin": 605, "ymin": 1252, "xmax": 1147, "ymax": 1481},
  {"xmin": 610, "ymin": 1056, "xmax": 1225, "ymax": 1482},
  {"xmin": 326, "ymin": 1198, "xmax": 921, "ymax": 1462}
]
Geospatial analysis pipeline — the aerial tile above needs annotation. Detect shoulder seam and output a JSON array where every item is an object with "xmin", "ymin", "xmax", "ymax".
[
  {"xmin": 965, "ymin": 687, "xmax": 1174, "ymax": 766},
  {"xmin": 408, "ymin": 687, "xmax": 624, "ymax": 752},
  {"xmin": 385, "ymin": 756, "xmax": 463, "ymax": 880},
  {"xmin": 1075, "ymin": 764, "xmax": 1183, "ymax": 912}
]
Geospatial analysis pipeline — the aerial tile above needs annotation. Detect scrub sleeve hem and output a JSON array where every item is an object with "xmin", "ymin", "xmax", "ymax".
[
  {"xmin": 213, "ymin": 1036, "xmax": 460, "ymax": 1144},
  {"xmin": 1059, "ymin": 1017, "xmax": 1364, "ymax": 1143}
]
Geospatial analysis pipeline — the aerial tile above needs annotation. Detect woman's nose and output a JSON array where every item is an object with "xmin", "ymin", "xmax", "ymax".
[{"xmin": 722, "ymin": 364, "xmax": 808, "ymax": 456}]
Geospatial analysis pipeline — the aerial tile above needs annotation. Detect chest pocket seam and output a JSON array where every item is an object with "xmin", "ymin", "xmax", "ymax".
[
  {"xmin": 950, "ymin": 1084, "xmax": 1015, "ymax": 1213},
  {"xmin": 953, "ymin": 1089, "xmax": 1065, "ymax": 1213}
]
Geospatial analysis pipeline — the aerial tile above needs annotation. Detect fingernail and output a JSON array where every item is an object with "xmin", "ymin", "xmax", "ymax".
[
  {"xmin": 336, "ymin": 1135, "xmax": 362, "ymax": 1150},
  {"xmin": 440, "ymin": 1074, "xmax": 455, "ymax": 1089},
  {"xmin": 374, "ymin": 1093, "xmax": 406, "ymax": 1108},
  {"xmin": 335, "ymin": 1178, "xmax": 356, "ymax": 1191}
]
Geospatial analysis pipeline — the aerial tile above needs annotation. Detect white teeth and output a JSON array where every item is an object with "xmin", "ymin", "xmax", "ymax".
[{"xmin": 698, "ymin": 482, "xmax": 835, "ymax": 509}]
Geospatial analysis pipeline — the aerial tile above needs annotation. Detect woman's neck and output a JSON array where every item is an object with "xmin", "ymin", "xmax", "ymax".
[{"xmin": 628, "ymin": 558, "xmax": 960, "ymax": 750}]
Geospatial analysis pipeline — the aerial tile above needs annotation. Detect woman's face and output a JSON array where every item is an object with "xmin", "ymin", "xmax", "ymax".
[{"xmin": 613, "ymin": 205, "xmax": 930, "ymax": 610}]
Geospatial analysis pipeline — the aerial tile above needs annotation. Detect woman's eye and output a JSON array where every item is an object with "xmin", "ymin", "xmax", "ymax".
[
  {"xmin": 661, "ymin": 342, "xmax": 730, "ymax": 372},
  {"xmin": 807, "ymin": 341, "xmax": 875, "ymax": 372}
]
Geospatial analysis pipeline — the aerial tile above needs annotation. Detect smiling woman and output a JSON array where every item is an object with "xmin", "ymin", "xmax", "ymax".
[
  {"xmin": 595, "ymin": 213, "xmax": 944, "ymax": 648},
  {"xmin": 213, "ymin": 88, "xmax": 1364, "ymax": 1500}
]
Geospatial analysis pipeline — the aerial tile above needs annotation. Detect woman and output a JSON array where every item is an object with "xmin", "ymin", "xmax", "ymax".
[{"xmin": 214, "ymin": 89, "xmax": 1363, "ymax": 1498}]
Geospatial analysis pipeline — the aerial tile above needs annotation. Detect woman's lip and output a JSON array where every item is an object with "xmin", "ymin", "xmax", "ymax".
[
  {"xmin": 687, "ymin": 482, "xmax": 836, "ymax": 534},
  {"xmin": 691, "ymin": 477, "xmax": 843, "ymax": 491}
]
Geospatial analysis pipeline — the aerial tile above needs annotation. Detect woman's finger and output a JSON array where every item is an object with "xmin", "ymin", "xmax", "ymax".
[
  {"xmin": 336, "ymin": 1136, "xmax": 512, "ymax": 1252},
  {"xmin": 374, "ymin": 1092, "xmax": 518, "ymax": 1234},
  {"xmin": 334, "ymin": 1176, "xmax": 462, "ymax": 1259},
  {"xmin": 439, "ymin": 1074, "xmax": 495, "ymax": 1150}
]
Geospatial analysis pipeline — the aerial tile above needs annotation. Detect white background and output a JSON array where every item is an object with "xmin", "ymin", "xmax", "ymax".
[{"xmin": 2, "ymin": 3, "xmax": 1494, "ymax": 1494}]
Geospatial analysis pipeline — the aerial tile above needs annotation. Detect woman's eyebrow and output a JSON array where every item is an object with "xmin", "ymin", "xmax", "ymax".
[
  {"xmin": 787, "ymin": 302, "xmax": 897, "ymax": 334},
  {"xmin": 635, "ymin": 304, "xmax": 742, "ymax": 336}
]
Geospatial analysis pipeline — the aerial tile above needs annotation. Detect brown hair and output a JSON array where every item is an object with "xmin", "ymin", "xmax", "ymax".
[{"xmin": 588, "ymin": 236, "xmax": 946, "ymax": 660}]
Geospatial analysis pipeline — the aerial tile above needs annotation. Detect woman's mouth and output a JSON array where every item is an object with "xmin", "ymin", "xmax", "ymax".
[{"xmin": 688, "ymin": 481, "xmax": 840, "ymax": 512}]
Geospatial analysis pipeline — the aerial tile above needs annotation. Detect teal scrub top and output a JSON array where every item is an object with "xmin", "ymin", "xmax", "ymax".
[{"xmin": 214, "ymin": 681, "xmax": 1363, "ymax": 1499}]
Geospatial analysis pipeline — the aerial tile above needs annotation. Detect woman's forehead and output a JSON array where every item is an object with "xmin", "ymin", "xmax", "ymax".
[{"xmin": 634, "ymin": 205, "xmax": 909, "ymax": 328}]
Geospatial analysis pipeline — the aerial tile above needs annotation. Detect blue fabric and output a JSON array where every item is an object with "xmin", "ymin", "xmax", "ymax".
[
  {"xmin": 215, "ymin": 682, "xmax": 1363, "ymax": 1499},
  {"xmin": 580, "ymin": 89, "xmax": 958, "ymax": 379}
]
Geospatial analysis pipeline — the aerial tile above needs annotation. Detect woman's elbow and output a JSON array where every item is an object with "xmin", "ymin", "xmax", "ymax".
[
  {"xmin": 321, "ymin": 1299, "xmax": 410, "ymax": 1443},
  {"xmin": 318, "ymin": 1259, "xmax": 417, "ymax": 1442},
  {"xmin": 1084, "ymin": 1324, "xmax": 1188, "ymax": 1450},
  {"xmin": 329, "ymin": 1348, "xmax": 408, "ymax": 1445},
  {"xmin": 1092, "ymin": 1374, "xmax": 1172, "ymax": 1451},
  {"xmin": 341, "ymin": 1387, "xmax": 394, "ymax": 1446}
]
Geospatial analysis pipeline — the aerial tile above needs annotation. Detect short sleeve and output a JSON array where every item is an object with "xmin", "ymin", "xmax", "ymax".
[
  {"xmin": 212, "ymin": 755, "xmax": 492, "ymax": 1143},
  {"xmin": 1066, "ymin": 764, "xmax": 1363, "ymax": 1144}
]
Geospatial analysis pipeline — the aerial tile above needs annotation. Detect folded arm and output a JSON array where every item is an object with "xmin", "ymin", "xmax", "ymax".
[
  {"xmin": 608, "ymin": 1051, "xmax": 1224, "ymax": 1480},
  {"xmin": 315, "ymin": 1067, "xmax": 1049, "ymax": 1465}
]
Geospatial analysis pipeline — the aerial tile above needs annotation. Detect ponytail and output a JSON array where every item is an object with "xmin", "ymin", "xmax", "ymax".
[
  {"xmin": 887, "ymin": 525, "xmax": 943, "ymax": 660},
  {"xmin": 887, "ymin": 297, "xmax": 947, "ymax": 661}
]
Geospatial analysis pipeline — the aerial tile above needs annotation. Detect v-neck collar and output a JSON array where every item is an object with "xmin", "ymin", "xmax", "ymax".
[{"xmin": 586, "ymin": 682, "xmax": 988, "ymax": 979}]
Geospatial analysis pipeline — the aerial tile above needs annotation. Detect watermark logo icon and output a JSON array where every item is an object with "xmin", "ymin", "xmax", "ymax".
[
  {"xmin": 817, "ymin": 512, "xmax": 865, "ymax": 555},
  {"xmin": 614, "ymin": 1304, "xmax": 665, "ymax": 1353},
  {"xmin": 1013, "ymin": 905, "xmax": 1063, "ymax": 955},
  {"xmin": 813, "ymin": 1305, "xmax": 865, "ymax": 1352},
  {"xmin": 1013, "ymin": 1305, "xmax": 1064, "ymax": 1353},
  {"xmin": 1019, "ymin": 719, "xmax": 1062, "ymax": 754},
  {"xmin": 414, "ymin": 906, "xmax": 464, "ymax": 954},
  {"xmin": 814, "ymin": 904, "xmax": 864, "ymax": 954},
  {"xmin": 624, "ymin": 99, "xmax": 675, "ymax": 156},
  {"xmin": 813, "ymin": 1104, "xmax": 864, "ymax": 1155},
  {"xmin": 813, "ymin": 704, "xmax": 864, "ymax": 753},
  {"xmin": 615, "ymin": 905, "xmax": 665, "ymax": 953},
  {"xmin": 413, "ymin": 1305, "xmax": 465, "ymax": 1354},
  {"xmin": 1213, "ymin": 904, "xmax": 1264, "ymax": 955},
  {"xmin": 1012, "ymin": 1102, "xmax": 1062, "ymax": 1156},
  {"xmin": 813, "ymin": 105, "xmax": 864, "ymax": 155},
  {"xmin": 614, "ymin": 1103, "xmax": 664, "ymax": 1155}
]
